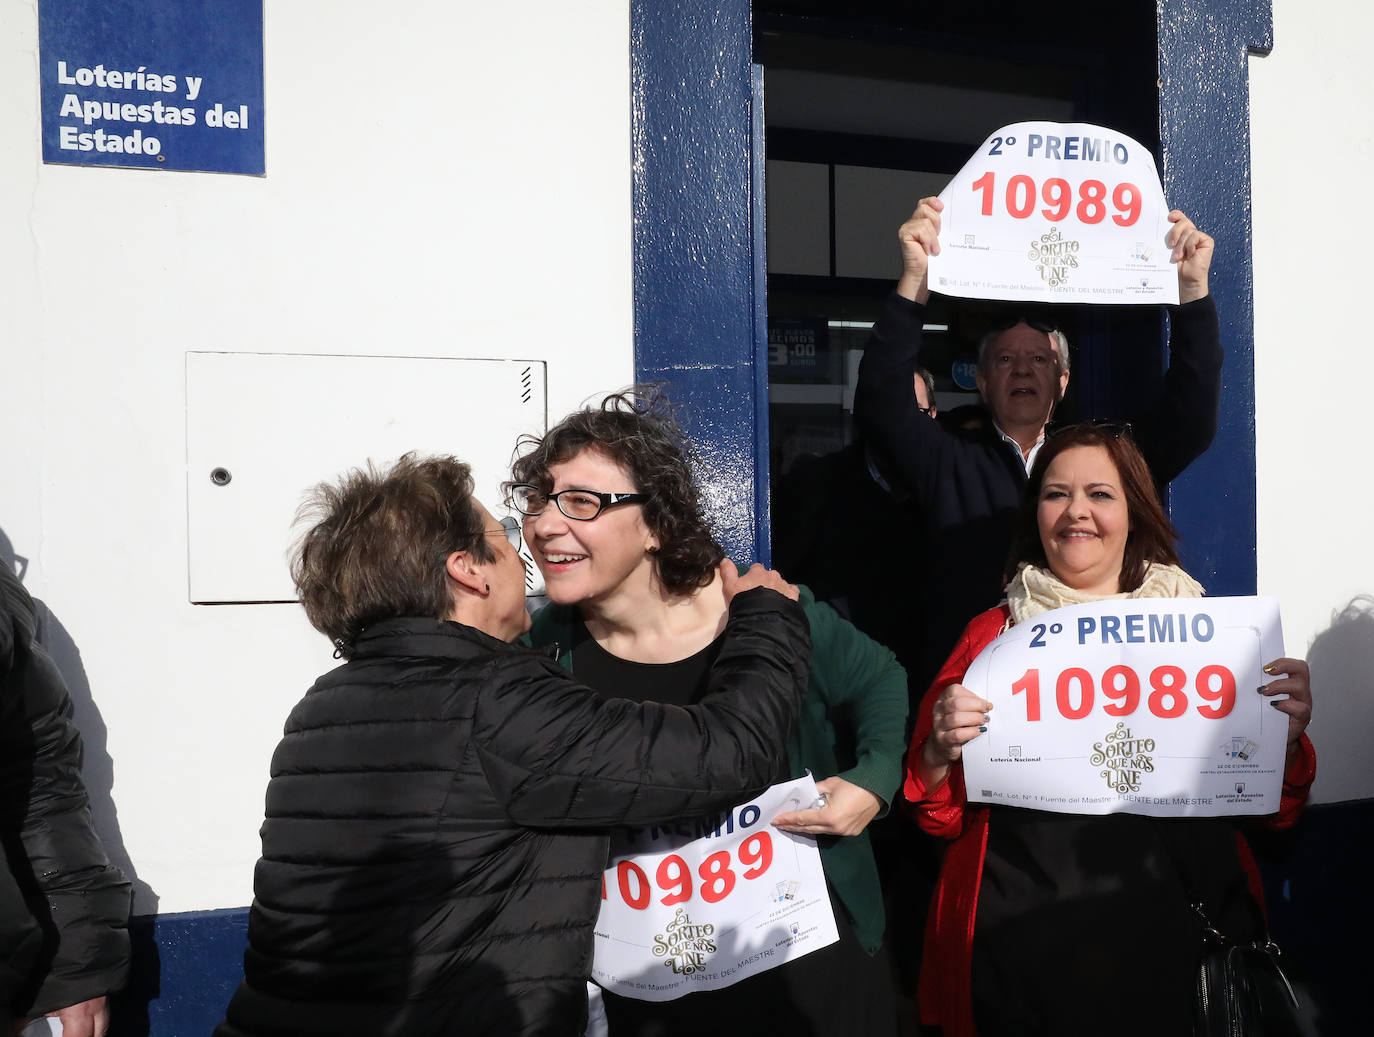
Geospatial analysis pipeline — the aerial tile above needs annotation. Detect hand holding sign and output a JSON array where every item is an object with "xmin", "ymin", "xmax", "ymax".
[
  {"xmin": 913, "ymin": 683, "xmax": 994, "ymax": 794},
  {"xmin": 771, "ymin": 775, "xmax": 883, "ymax": 837},
  {"xmin": 1167, "ymin": 210, "xmax": 1215, "ymax": 303},
  {"xmin": 1257, "ymin": 656, "xmax": 1314, "ymax": 764},
  {"xmin": 895, "ymin": 197, "xmax": 944, "ymax": 304}
]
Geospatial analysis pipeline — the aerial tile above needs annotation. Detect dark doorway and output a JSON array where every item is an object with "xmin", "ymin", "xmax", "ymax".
[{"xmin": 755, "ymin": 1, "xmax": 1162, "ymax": 488}]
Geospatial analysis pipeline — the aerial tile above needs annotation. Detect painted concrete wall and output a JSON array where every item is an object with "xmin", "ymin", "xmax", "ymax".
[
  {"xmin": 1250, "ymin": 0, "xmax": 1374, "ymax": 805},
  {"xmin": 0, "ymin": 0, "xmax": 635, "ymax": 914}
]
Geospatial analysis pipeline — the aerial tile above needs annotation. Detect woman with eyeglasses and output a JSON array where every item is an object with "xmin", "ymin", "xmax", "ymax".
[
  {"xmin": 216, "ymin": 453, "xmax": 813, "ymax": 1037},
  {"xmin": 511, "ymin": 390, "xmax": 908, "ymax": 1037},
  {"xmin": 905, "ymin": 424, "xmax": 1315, "ymax": 1037}
]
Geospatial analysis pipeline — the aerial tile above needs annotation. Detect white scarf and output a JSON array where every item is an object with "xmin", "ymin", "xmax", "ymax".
[{"xmin": 1005, "ymin": 561, "xmax": 1204, "ymax": 625}]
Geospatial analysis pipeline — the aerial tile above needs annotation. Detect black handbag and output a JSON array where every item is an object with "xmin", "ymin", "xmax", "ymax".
[{"xmin": 1191, "ymin": 899, "xmax": 1303, "ymax": 1037}]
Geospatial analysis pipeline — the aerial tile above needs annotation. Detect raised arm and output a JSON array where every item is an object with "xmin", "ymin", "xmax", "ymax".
[
  {"xmin": 475, "ymin": 586, "xmax": 811, "ymax": 827},
  {"xmin": 1132, "ymin": 211, "xmax": 1224, "ymax": 484},
  {"xmin": 854, "ymin": 199, "xmax": 961, "ymax": 507}
]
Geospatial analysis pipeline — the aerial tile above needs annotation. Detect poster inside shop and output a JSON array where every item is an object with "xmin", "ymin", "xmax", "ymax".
[
  {"xmin": 926, "ymin": 121, "xmax": 1177, "ymax": 305},
  {"xmin": 38, "ymin": 0, "xmax": 265, "ymax": 175},
  {"xmin": 591, "ymin": 776, "xmax": 838, "ymax": 1001},
  {"xmin": 959, "ymin": 597, "xmax": 1288, "ymax": 817}
]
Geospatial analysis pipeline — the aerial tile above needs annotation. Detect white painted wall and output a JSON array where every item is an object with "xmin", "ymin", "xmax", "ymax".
[
  {"xmin": 1251, "ymin": 0, "xmax": 1374, "ymax": 804},
  {"xmin": 0, "ymin": 1, "xmax": 633, "ymax": 912}
]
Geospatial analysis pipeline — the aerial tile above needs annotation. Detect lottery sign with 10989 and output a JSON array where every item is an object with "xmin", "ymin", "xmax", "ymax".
[
  {"xmin": 927, "ymin": 120, "xmax": 1179, "ymax": 305},
  {"xmin": 958, "ymin": 596, "xmax": 1288, "ymax": 818},
  {"xmin": 590, "ymin": 775, "xmax": 838, "ymax": 1001}
]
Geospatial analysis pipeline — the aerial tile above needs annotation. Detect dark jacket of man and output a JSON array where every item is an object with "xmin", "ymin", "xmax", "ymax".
[
  {"xmin": 0, "ymin": 564, "xmax": 132, "ymax": 1025},
  {"xmin": 216, "ymin": 588, "xmax": 810, "ymax": 1037},
  {"xmin": 854, "ymin": 292, "xmax": 1222, "ymax": 694},
  {"xmin": 772, "ymin": 441, "xmax": 930, "ymax": 721}
]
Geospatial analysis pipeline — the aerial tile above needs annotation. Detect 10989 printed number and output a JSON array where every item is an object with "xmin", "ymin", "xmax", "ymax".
[
  {"xmin": 971, "ymin": 172, "xmax": 1142, "ymax": 227},
  {"xmin": 1010, "ymin": 664, "xmax": 1237, "ymax": 722},
  {"xmin": 602, "ymin": 832, "xmax": 774, "ymax": 910}
]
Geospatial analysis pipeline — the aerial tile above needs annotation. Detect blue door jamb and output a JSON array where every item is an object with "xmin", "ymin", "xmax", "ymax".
[
  {"xmin": 1158, "ymin": 0, "xmax": 1270, "ymax": 596},
  {"xmin": 629, "ymin": 0, "xmax": 766, "ymax": 564}
]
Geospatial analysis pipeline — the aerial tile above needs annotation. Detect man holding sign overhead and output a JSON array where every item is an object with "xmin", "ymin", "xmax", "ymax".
[{"xmin": 854, "ymin": 123, "xmax": 1222, "ymax": 697}]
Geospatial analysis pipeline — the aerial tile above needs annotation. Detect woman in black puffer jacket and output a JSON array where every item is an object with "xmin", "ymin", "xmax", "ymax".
[{"xmin": 216, "ymin": 453, "xmax": 810, "ymax": 1037}]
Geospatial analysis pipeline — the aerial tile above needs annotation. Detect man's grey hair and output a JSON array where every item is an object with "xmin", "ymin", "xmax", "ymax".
[{"xmin": 976, "ymin": 323, "xmax": 1071, "ymax": 375}]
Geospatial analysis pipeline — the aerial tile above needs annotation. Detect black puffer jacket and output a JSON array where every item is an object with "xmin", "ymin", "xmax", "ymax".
[
  {"xmin": 0, "ymin": 564, "xmax": 131, "ymax": 1022},
  {"xmin": 217, "ymin": 588, "xmax": 810, "ymax": 1037}
]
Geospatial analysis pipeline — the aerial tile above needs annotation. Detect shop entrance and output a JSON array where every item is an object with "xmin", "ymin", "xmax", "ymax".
[{"xmin": 754, "ymin": 1, "xmax": 1163, "ymax": 493}]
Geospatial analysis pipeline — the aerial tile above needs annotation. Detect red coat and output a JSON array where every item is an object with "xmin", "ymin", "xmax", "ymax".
[{"xmin": 904, "ymin": 605, "xmax": 1318, "ymax": 1037}]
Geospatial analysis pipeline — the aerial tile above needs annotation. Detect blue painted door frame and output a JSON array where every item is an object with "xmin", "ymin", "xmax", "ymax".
[
  {"xmin": 630, "ymin": 0, "xmax": 1268, "ymax": 595},
  {"xmin": 1158, "ymin": 0, "xmax": 1269, "ymax": 595}
]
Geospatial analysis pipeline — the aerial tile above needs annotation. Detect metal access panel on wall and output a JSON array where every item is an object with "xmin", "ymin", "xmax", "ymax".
[{"xmin": 186, "ymin": 352, "xmax": 546, "ymax": 604}]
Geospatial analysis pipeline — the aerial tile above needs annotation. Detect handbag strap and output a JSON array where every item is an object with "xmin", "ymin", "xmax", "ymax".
[{"xmin": 1149, "ymin": 817, "xmax": 1268, "ymax": 946}]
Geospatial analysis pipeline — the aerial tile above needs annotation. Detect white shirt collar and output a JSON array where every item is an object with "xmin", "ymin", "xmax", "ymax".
[{"xmin": 994, "ymin": 423, "xmax": 1045, "ymax": 475}]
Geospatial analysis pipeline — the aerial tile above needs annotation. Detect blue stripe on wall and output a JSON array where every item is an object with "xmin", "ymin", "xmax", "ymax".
[
  {"xmin": 1158, "ymin": 0, "xmax": 1271, "ymax": 595},
  {"xmin": 109, "ymin": 908, "xmax": 246, "ymax": 1036}
]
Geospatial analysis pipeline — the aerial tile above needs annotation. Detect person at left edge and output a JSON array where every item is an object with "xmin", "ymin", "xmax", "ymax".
[
  {"xmin": 1, "ymin": 560, "xmax": 132, "ymax": 1037},
  {"xmin": 214, "ymin": 453, "xmax": 811, "ymax": 1037},
  {"xmin": 514, "ymin": 390, "xmax": 908, "ymax": 1037}
]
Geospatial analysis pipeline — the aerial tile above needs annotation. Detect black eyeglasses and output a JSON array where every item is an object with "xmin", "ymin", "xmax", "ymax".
[
  {"xmin": 484, "ymin": 515, "xmax": 523, "ymax": 550},
  {"xmin": 507, "ymin": 484, "xmax": 649, "ymax": 522}
]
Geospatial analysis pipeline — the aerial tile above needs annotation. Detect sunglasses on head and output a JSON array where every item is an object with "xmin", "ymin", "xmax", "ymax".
[
  {"xmin": 989, "ymin": 313, "xmax": 1061, "ymax": 335},
  {"xmin": 1047, "ymin": 418, "xmax": 1133, "ymax": 440}
]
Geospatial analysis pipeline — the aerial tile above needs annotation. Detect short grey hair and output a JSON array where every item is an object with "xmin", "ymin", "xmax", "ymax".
[{"xmin": 976, "ymin": 324, "xmax": 1071, "ymax": 375}]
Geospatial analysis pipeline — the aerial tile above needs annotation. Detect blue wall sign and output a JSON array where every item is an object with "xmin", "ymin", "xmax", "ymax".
[{"xmin": 38, "ymin": 0, "xmax": 264, "ymax": 175}]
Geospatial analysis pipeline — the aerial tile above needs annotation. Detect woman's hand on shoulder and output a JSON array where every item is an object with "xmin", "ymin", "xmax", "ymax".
[
  {"xmin": 922, "ymin": 683, "xmax": 993, "ymax": 771},
  {"xmin": 1258, "ymin": 657, "xmax": 1313, "ymax": 762},
  {"xmin": 770, "ymin": 776, "xmax": 881, "ymax": 837},
  {"xmin": 721, "ymin": 559, "xmax": 799, "ymax": 602}
]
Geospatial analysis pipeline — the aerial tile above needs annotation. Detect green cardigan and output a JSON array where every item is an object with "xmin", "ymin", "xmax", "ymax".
[{"xmin": 524, "ymin": 582, "xmax": 908, "ymax": 953}]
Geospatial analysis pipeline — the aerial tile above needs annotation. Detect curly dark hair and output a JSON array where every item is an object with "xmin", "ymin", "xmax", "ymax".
[
  {"xmin": 1004, "ymin": 423, "xmax": 1181, "ymax": 592},
  {"xmin": 291, "ymin": 453, "xmax": 493, "ymax": 656},
  {"xmin": 508, "ymin": 388, "xmax": 724, "ymax": 595}
]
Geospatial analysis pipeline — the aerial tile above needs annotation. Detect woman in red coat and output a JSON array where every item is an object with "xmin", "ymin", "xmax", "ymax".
[{"xmin": 905, "ymin": 424, "xmax": 1315, "ymax": 1037}]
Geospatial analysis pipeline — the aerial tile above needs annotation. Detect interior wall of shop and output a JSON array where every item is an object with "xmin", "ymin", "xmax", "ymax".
[{"xmin": 1, "ymin": 0, "xmax": 1368, "ymax": 1032}]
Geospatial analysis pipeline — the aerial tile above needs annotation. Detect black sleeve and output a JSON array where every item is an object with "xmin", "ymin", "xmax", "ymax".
[
  {"xmin": 0, "ymin": 567, "xmax": 131, "ymax": 1016},
  {"xmin": 13, "ymin": 676, "xmax": 133, "ymax": 1015},
  {"xmin": 0, "ymin": 594, "xmax": 41, "ymax": 1023},
  {"xmin": 853, "ymin": 292, "xmax": 962, "ymax": 508},
  {"xmin": 1131, "ymin": 294, "xmax": 1224, "ymax": 486},
  {"xmin": 472, "ymin": 588, "xmax": 811, "ymax": 827}
]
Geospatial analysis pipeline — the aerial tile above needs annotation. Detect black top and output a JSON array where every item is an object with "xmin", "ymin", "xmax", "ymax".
[
  {"xmin": 971, "ymin": 807, "xmax": 1257, "ymax": 1035},
  {"xmin": 571, "ymin": 619, "xmax": 723, "ymax": 707},
  {"xmin": 772, "ymin": 441, "xmax": 931, "ymax": 731}
]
